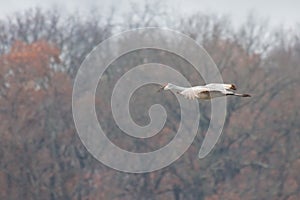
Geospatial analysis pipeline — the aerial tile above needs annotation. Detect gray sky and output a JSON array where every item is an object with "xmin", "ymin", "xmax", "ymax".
[{"xmin": 0, "ymin": 0, "xmax": 299, "ymax": 28}]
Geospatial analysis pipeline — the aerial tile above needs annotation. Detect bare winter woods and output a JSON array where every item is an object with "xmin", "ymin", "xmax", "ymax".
[{"xmin": 0, "ymin": 4, "xmax": 300, "ymax": 200}]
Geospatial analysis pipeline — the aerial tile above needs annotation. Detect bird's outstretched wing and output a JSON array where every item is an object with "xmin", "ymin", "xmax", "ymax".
[
  {"xmin": 178, "ymin": 87, "xmax": 221, "ymax": 100},
  {"xmin": 178, "ymin": 86, "xmax": 232, "ymax": 100},
  {"xmin": 178, "ymin": 88, "xmax": 200, "ymax": 100},
  {"xmin": 205, "ymin": 83, "xmax": 236, "ymax": 91}
]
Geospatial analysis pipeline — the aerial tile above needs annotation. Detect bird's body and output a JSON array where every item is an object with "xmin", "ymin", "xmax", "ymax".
[{"xmin": 158, "ymin": 83, "xmax": 250, "ymax": 100}]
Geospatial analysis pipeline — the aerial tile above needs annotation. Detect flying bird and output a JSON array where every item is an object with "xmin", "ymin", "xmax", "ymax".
[{"xmin": 157, "ymin": 83, "xmax": 250, "ymax": 100}]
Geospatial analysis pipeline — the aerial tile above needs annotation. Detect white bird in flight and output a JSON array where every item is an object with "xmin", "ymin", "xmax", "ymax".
[{"xmin": 157, "ymin": 83, "xmax": 251, "ymax": 100}]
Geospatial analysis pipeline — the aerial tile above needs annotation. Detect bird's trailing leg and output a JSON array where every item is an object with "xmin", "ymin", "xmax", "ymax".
[{"xmin": 226, "ymin": 93, "xmax": 251, "ymax": 97}]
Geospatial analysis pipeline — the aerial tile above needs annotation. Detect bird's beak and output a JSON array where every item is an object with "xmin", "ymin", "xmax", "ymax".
[{"xmin": 157, "ymin": 85, "xmax": 165, "ymax": 93}]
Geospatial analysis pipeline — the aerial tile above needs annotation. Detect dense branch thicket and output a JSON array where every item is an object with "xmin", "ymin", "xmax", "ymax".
[{"xmin": 0, "ymin": 4, "xmax": 299, "ymax": 200}]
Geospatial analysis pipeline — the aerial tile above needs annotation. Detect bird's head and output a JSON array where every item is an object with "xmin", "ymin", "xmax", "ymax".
[{"xmin": 157, "ymin": 83, "xmax": 172, "ymax": 92}]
